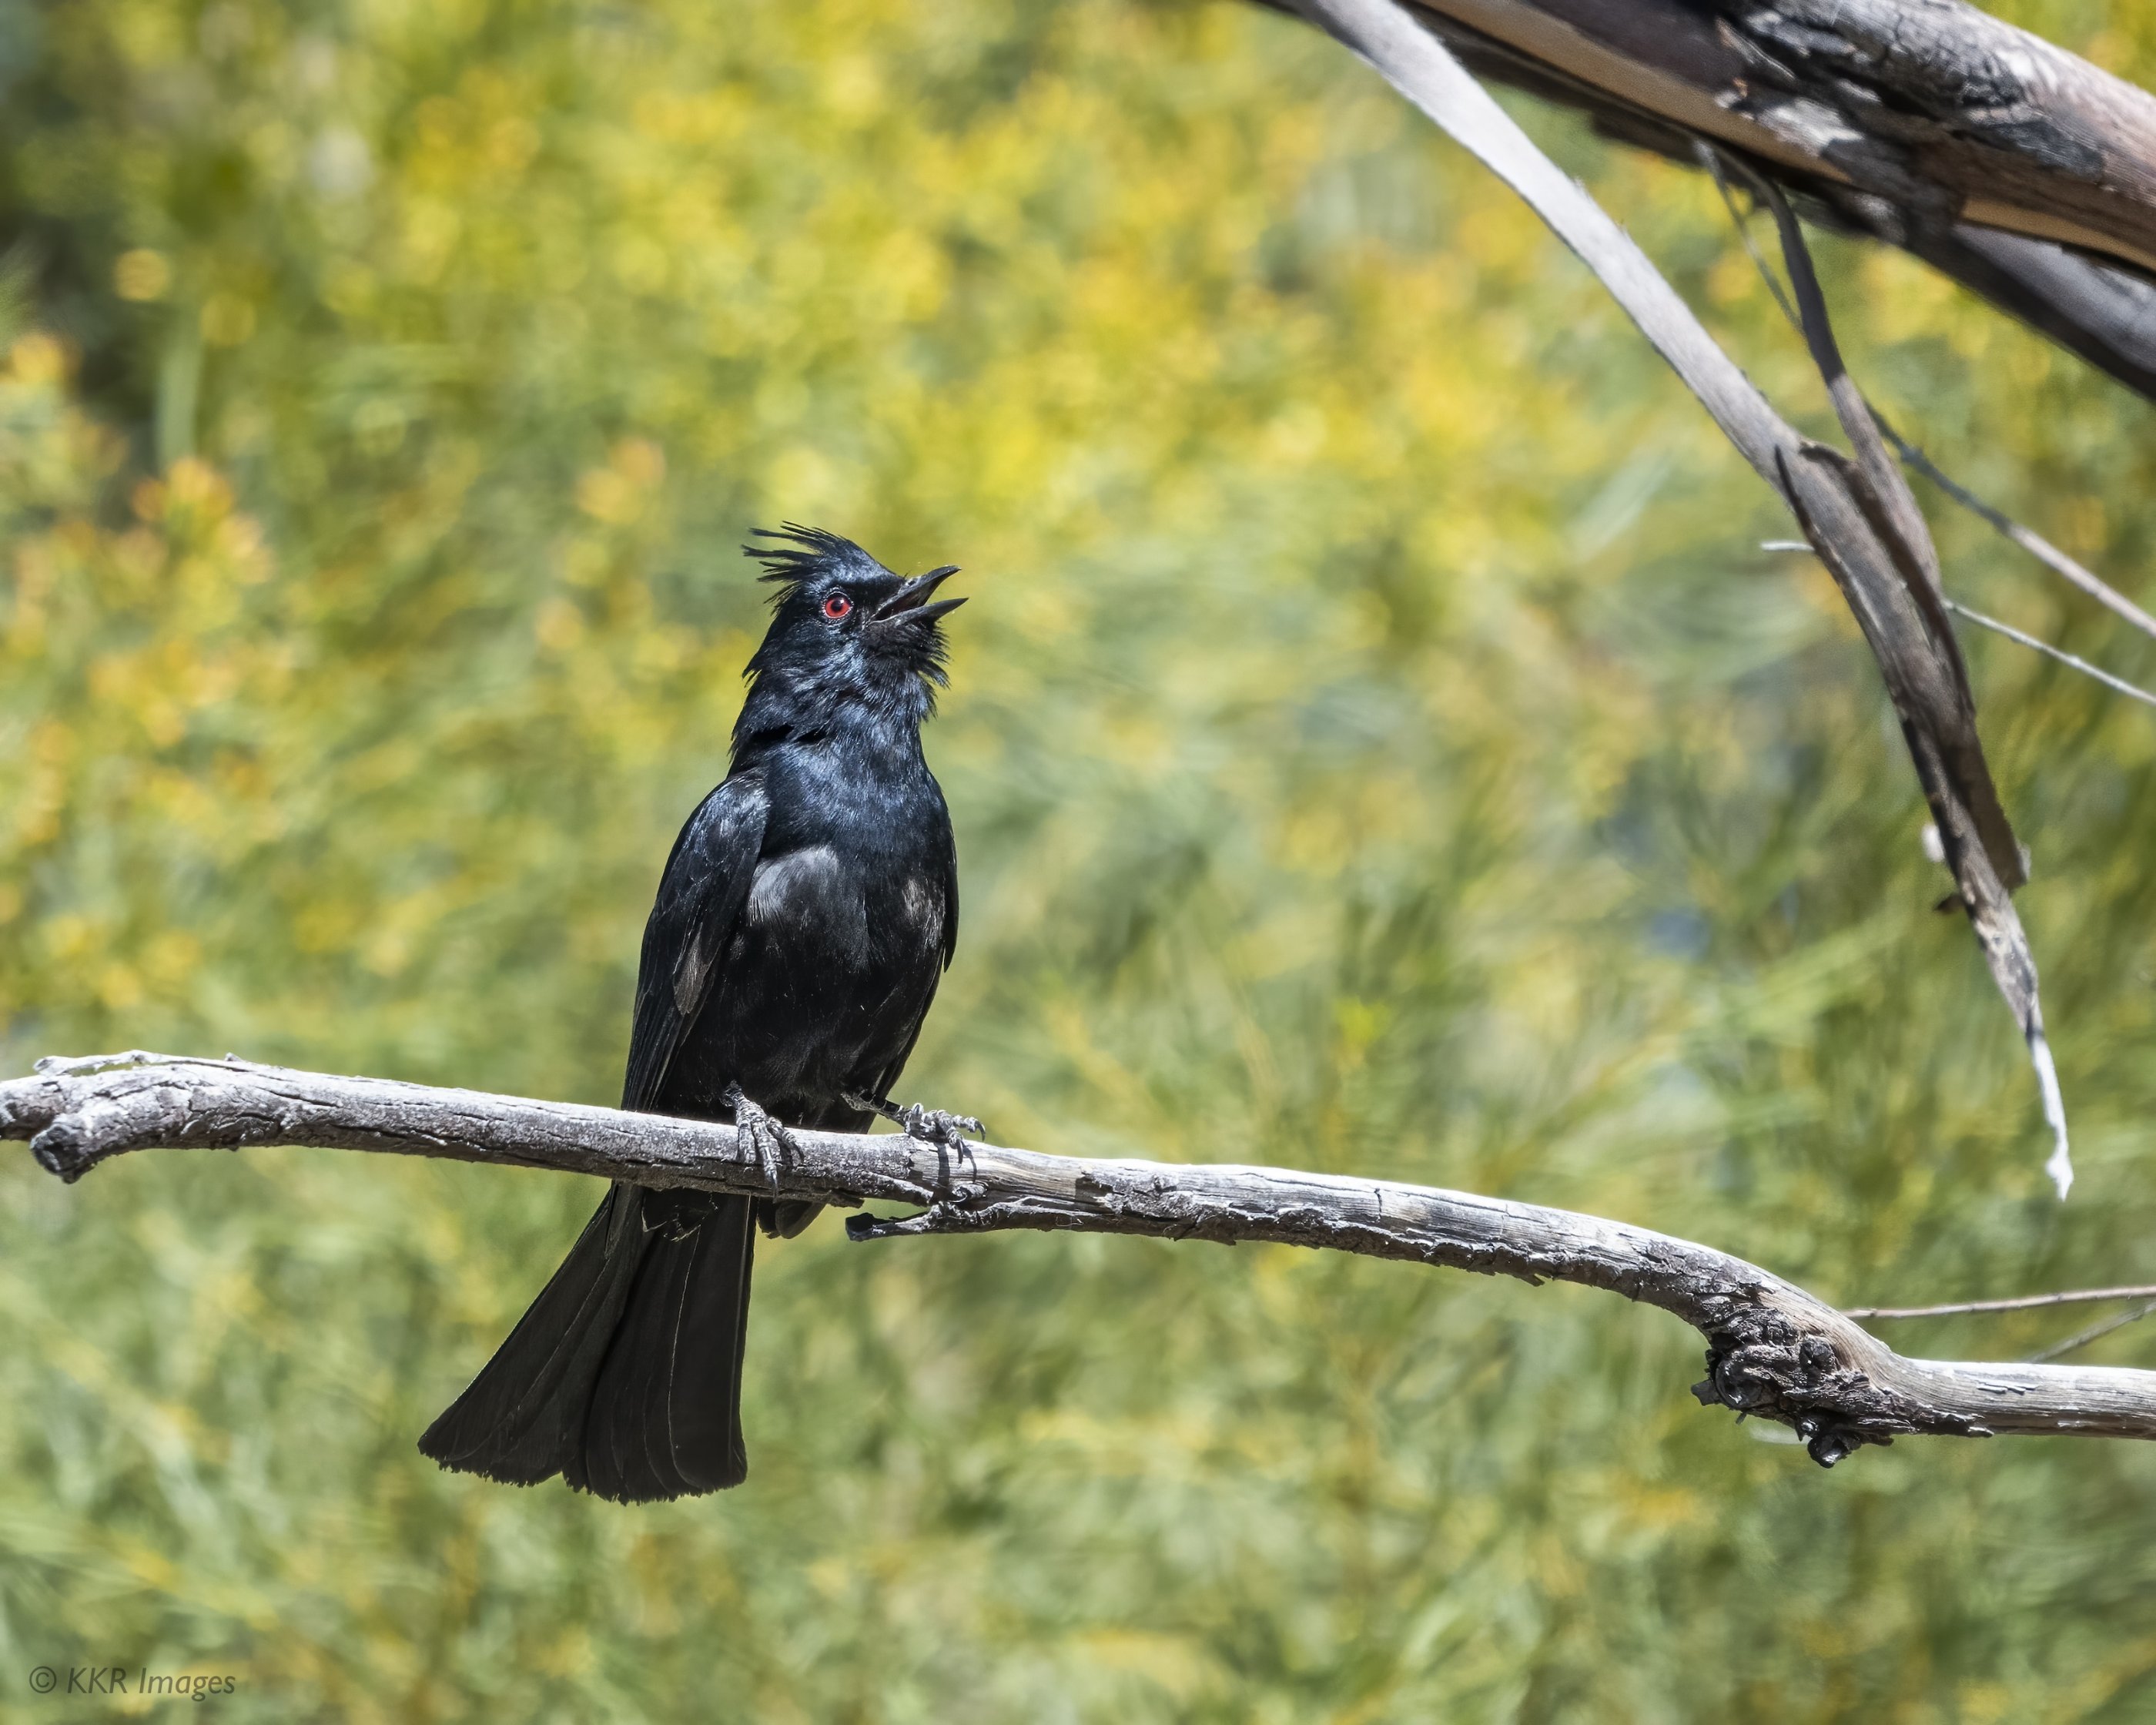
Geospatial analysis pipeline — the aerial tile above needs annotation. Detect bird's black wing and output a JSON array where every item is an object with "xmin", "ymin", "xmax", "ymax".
[
  {"xmin": 862, "ymin": 817, "xmax": 962, "ymax": 1109},
  {"xmin": 420, "ymin": 769, "xmax": 770, "ymax": 1499},
  {"xmin": 621, "ymin": 769, "xmax": 769, "ymax": 1113}
]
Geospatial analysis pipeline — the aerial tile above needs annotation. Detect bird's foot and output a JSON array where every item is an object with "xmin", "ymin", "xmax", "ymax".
[
  {"xmin": 897, "ymin": 1103, "xmax": 984, "ymax": 1157},
  {"xmin": 726, "ymin": 1084, "xmax": 796, "ymax": 1191},
  {"xmin": 843, "ymin": 1091, "xmax": 985, "ymax": 1156}
]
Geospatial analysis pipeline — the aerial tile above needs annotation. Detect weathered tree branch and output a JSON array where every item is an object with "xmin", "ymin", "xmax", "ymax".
[
  {"xmin": 1295, "ymin": 0, "xmax": 2069, "ymax": 1189},
  {"xmin": 1415, "ymin": 0, "xmax": 2156, "ymax": 264},
  {"xmin": 1266, "ymin": 0, "xmax": 2156, "ymax": 404},
  {"xmin": 8, "ymin": 1053, "xmax": 2156, "ymax": 1465},
  {"xmin": 1702, "ymin": 145, "xmax": 2156, "ymax": 645}
]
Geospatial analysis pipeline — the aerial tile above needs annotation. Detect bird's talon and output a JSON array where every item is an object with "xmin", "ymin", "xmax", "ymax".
[
  {"xmin": 726, "ymin": 1084, "xmax": 795, "ymax": 1192},
  {"xmin": 897, "ymin": 1104, "xmax": 983, "ymax": 1155},
  {"xmin": 845, "ymin": 1090, "xmax": 984, "ymax": 1155}
]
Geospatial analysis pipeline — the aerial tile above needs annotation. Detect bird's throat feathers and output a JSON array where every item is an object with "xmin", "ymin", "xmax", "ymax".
[{"xmin": 731, "ymin": 647, "xmax": 939, "ymax": 765}]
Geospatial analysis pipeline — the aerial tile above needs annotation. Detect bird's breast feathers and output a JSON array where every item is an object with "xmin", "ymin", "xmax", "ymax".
[{"xmin": 739, "ymin": 844, "xmax": 944, "ymax": 973}]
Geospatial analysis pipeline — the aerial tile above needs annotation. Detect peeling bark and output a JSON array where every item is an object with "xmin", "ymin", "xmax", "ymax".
[{"xmin": 1255, "ymin": 0, "xmax": 2156, "ymax": 403}]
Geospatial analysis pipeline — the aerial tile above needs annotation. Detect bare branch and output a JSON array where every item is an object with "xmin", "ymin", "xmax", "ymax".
[
  {"xmin": 1847, "ymin": 1281, "xmax": 2156, "ymax": 1362},
  {"xmin": 1299, "ymin": 0, "xmax": 2156, "ymax": 402},
  {"xmin": 1944, "ymin": 599, "xmax": 2156, "ymax": 712},
  {"xmin": 1888, "ymin": 429, "xmax": 2156, "ymax": 646},
  {"xmin": 1765, "ymin": 537, "xmax": 2156, "ymax": 708},
  {"xmin": 1848, "ymin": 1286, "xmax": 2156, "ymax": 1319},
  {"xmin": 1757, "ymin": 182, "xmax": 2027, "ymax": 884},
  {"xmin": 1702, "ymin": 143, "xmax": 2156, "ymax": 648},
  {"xmin": 2028, "ymin": 1300, "xmax": 2156, "ymax": 1365},
  {"xmin": 7, "ymin": 1053, "xmax": 2156, "ymax": 1466},
  {"xmin": 1697, "ymin": 142, "xmax": 1805, "ymax": 327},
  {"xmin": 1292, "ymin": 0, "xmax": 2068, "ymax": 1191},
  {"xmin": 1399, "ymin": 0, "xmax": 2156, "ymax": 275},
  {"xmin": 1762, "ymin": 183, "xmax": 2070, "ymax": 1191}
]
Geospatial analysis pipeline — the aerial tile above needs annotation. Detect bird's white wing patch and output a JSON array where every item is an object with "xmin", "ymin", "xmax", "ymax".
[
  {"xmin": 745, "ymin": 846, "xmax": 844, "ymax": 919},
  {"xmin": 899, "ymin": 875, "xmax": 945, "ymax": 948},
  {"xmin": 672, "ymin": 925, "xmax": 713, "ymax": 1016}
]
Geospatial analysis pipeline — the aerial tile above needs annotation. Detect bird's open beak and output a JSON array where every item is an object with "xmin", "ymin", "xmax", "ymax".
[{"xmin": 872, "ymin": 564, "xmax": 966, "ymax": 625}]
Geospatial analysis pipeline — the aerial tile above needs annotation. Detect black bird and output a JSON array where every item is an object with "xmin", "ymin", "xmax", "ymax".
[{"xmin": 419, "ymin": 525, "xmax": 970, "ymax": 1501}]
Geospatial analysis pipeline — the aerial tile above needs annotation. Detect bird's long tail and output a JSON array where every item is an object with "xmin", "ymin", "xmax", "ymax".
[{"xmin": 418, "ymin": 1182, "xmax": 755, "ymax": 1500}]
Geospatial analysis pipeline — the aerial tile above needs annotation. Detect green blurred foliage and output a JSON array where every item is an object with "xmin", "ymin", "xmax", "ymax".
[{"xmin": 5, "ymin": 0, "xmax": 2156, "ymax": 1716}]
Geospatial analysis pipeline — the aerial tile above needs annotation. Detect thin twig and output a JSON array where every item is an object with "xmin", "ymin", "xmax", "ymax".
[
  {"xmin": 1847, "ymin": 1285, "xmax": 2156, "ymax": 1319},
  {"xmin": 2028, "ymin": 1299, "xmax": 2156, "ymax": 1365},
  {"xmin": 1885, "ymin": 429, "xmax": 2156, "ymax": 645},
  {"xmin": 1698, "ymin": 143, "xmax": 1803, "ymax": 332},
  {"xmin": 1945, "ymin": 598, "xmax": 2156, "ymax": 709},
  {"xmin": 1762, "ymin": 540, "xmax": 2156, "ymax": 708}
]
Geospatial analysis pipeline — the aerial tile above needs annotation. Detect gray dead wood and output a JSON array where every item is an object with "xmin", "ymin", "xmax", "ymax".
[
  {"xmin": 1699, "ymin": 146, "xmax": 2156, "ymax": 647},
  {"xmin": 1404, "ymin": 0, "xmax": 2156, "ymax": 264},
  {"xmin": 1259, "ymin": 0, "xmax": 2156, "ymax": 404},
  {"xmin": 6, "ymin": 1053, "xmax": 2156, "ymax": 1465},
  {"xmin": 1294, "ymin": 0, "xmax": 2069, "ymax": 1192}
]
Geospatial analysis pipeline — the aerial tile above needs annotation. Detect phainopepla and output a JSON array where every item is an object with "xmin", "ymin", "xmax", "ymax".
[{"xmin": 419, "ymin": 524, "xmax": 972, "ymax": 1501}]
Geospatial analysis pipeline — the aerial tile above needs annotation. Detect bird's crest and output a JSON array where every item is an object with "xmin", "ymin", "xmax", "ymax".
[{"xmin": 743, "ymin": 523, "xmax": 882, "ymax": 596}]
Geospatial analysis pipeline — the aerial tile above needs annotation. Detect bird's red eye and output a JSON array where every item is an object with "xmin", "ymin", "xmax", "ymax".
[{"xmin": 822, "ymin": 594, "xmax": 853, "ymax": 620}]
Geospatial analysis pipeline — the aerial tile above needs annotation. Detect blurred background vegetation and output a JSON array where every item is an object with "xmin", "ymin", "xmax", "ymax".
[{"xmin": 4, "ymin": 0, "xmax": 2156, "ymax": 1716}]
